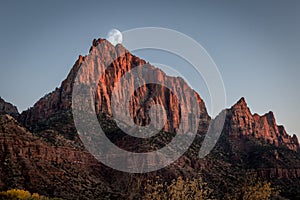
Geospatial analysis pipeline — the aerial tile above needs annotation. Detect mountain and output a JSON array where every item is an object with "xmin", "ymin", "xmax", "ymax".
[
  {"xmin": 1, "ymin": 38, "xmax": 300, "ymax": 199},
  {"xmin": 209, "ymin": 98, "xmax": 300, "ymax": 199},
  {"xmin": 224, "ymin": 97, "xmax": 299, "ymax": 152},
  {"xmin": 19, "ymin": 39, "xmax": 210, "ymax": 140}
]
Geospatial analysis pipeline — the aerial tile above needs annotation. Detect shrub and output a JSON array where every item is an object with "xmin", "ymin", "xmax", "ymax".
[
  {"xmin": 223, "ymin": 174, "xmax": 280, "ymax": 200},
  {"xmin": 0, "ymin": 189, "xmax": 61, "ymax": 200},
  {"xmin": 144, "ymin": 175, "xmax": 214, "ymax": 200}
]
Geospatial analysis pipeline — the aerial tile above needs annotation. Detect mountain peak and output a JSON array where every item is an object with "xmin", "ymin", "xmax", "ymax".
[
  {"xmin": 237, "ymin": 97, "xmax": 246, "ymax": 104},
  {"xmin": 89, "ymin": 38, "xmax": 111, "ymax": 52},
  {"xmin": 226, "ymin": 98, "xmax": 299, "ymax": 151},
  {"xmin": 234, "ymin": 97, "xmax": 248, "ymax": 107},
  {"xmin": 230, "ymin": 97, "xmax": 251, "ymax": 118},
  {"xmin": 265, "ymin": 111, "xmax": 275, "ymax": 118},
  {"xmin": 92, "ymin": 38, "xmax": 106, "ymax": 47},
  {"xmin": 0, "ymin": 97, "xmax": 19, "ymax": 118},
  {"xmin": 19, "ymin": 37, "xmax": 210, "ymax": 136},
  {"xmin": 263, "ymin": 111, "xmax": 276, "ymax": 126}
]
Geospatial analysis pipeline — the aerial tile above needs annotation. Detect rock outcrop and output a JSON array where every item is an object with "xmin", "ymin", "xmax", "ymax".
[
  {"xmin": 223, "ymin": 97, "xmax": 299, "ymax": 151},
  {"xmin": 0, "ymin": 97, "xmax": 18, "ymax": 118}
]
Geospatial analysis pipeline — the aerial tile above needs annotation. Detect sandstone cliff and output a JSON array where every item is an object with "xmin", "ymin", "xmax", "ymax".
[
  {"xmin": 19, "ymin": 39, "xmax": 210, "ymax": 138},
  {"xmin": 224, "ymin": 97, "xmax": 299, "ymax": 151}
]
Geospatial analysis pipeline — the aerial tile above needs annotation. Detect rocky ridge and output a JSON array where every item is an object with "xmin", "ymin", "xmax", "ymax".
[
  {"xmin": 19, "ymin": 39, "xmax": 210, "ymax": 138},
  {"xmin": 0, "ymin": 97, "xmax": 18, "ymax": 118},
  {"xmin": 224, "ymin": 97, "xmax": 299, "ymax": 151}
]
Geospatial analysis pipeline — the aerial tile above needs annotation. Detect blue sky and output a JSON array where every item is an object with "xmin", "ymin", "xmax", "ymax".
[{"xmin": 0, "ymin": 0, "xmax": 299, "ymax": 137}]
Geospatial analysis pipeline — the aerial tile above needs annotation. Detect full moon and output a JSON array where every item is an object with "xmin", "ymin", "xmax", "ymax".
[{"xmin": 106, "ymin": 29, "xmax": 123, "ymax": 46}]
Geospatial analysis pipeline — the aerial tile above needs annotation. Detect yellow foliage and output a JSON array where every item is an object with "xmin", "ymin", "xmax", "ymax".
[
  {"xmin": 144, "ymin": 175, "xmax": 213, "ymax": 200},
  {"xmin": 0, "ymin": 189, "xmax": 61, "ymax": 200},
  {"xmin": 31, "ymin": 193, "xmax": 40, "ymax": 199},
  {"xmin": 241, "ymin": 181, "xmax": 271, "ymax": 200},
  {"xmin": 2, "ymin": 189, "xmax": 31, "ymax": 199},
  {"xmin": 223, "ymin": 174, "xmax": 279, "ymax": 200}
]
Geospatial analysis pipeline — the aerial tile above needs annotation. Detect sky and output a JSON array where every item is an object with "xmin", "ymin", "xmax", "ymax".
[{"xmin": 0, "ymin": 0, "xmax": 299, "ymax": 137}]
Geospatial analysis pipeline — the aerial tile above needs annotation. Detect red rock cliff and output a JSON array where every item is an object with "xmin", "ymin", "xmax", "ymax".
[
  {"xmin": 224, "ymin": 97, "xmax": 299, "ymax": 151},
  {"xmin": 19, "ymin": 39, "xmax": 210, "ymax": 136}
]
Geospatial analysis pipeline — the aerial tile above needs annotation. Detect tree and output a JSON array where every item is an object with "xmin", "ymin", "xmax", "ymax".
[
  {"xmin": 144, "ymin": 175, "xmax": 214, "ymax": 200},
  {"xmin": 223, "ymin": 173, "xmax": 279, "ymax": 200}
]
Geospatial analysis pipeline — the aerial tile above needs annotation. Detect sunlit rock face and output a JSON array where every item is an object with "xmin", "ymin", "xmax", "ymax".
[
  {"xmin": 19, "ymin": 38, "xmax": 210, "ymax": 136},
  {"xmin": 224, "ymin": 97, "xmax": 299, "ymax": 151}
]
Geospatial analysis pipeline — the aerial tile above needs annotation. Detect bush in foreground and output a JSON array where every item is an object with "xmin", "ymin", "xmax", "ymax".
[
  {"xmin": 144, "ymin": 175, "xmax": 214, "ymax": 200},
  {"xmin": 223, "ymin": 174, "xmax": 280, "ymax": 200},
  {"xmin": 0, "ymin": 189, "xmax": 61, "ymax": 200}
]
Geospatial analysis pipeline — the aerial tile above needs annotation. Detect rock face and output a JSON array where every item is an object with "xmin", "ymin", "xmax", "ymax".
[
  {"xmin": 0, "ymin": 114, "xmax": 113, "ymax": 199},
  {"xmin": 224, "ymin": 97, "xmax": 299, "ymax": 151},
  {"xmin": 213, "ymin": 97, "xmax": 300, "ymax": 198},
  {"xmin": 19, "ymin": 39, "xmax": 210, "ymax": 136},
  {"xmin": 0, "ymin": 97, "xmax": 18, "ymax": 118}
]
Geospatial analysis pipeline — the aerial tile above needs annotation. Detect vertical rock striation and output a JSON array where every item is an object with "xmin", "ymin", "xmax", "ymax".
[
  {"xmin": 224, "ymin": 97, "xmax": 299, "ymax": 151},
  {"xmin": 19, "ymin": 39, "xmax": 210, "ymax": 136}
]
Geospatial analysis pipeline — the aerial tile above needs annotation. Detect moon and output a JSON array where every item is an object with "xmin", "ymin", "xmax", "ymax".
[{"xmin": 106, "ymin": 29, "xmax": 123, "ymax": 46}]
